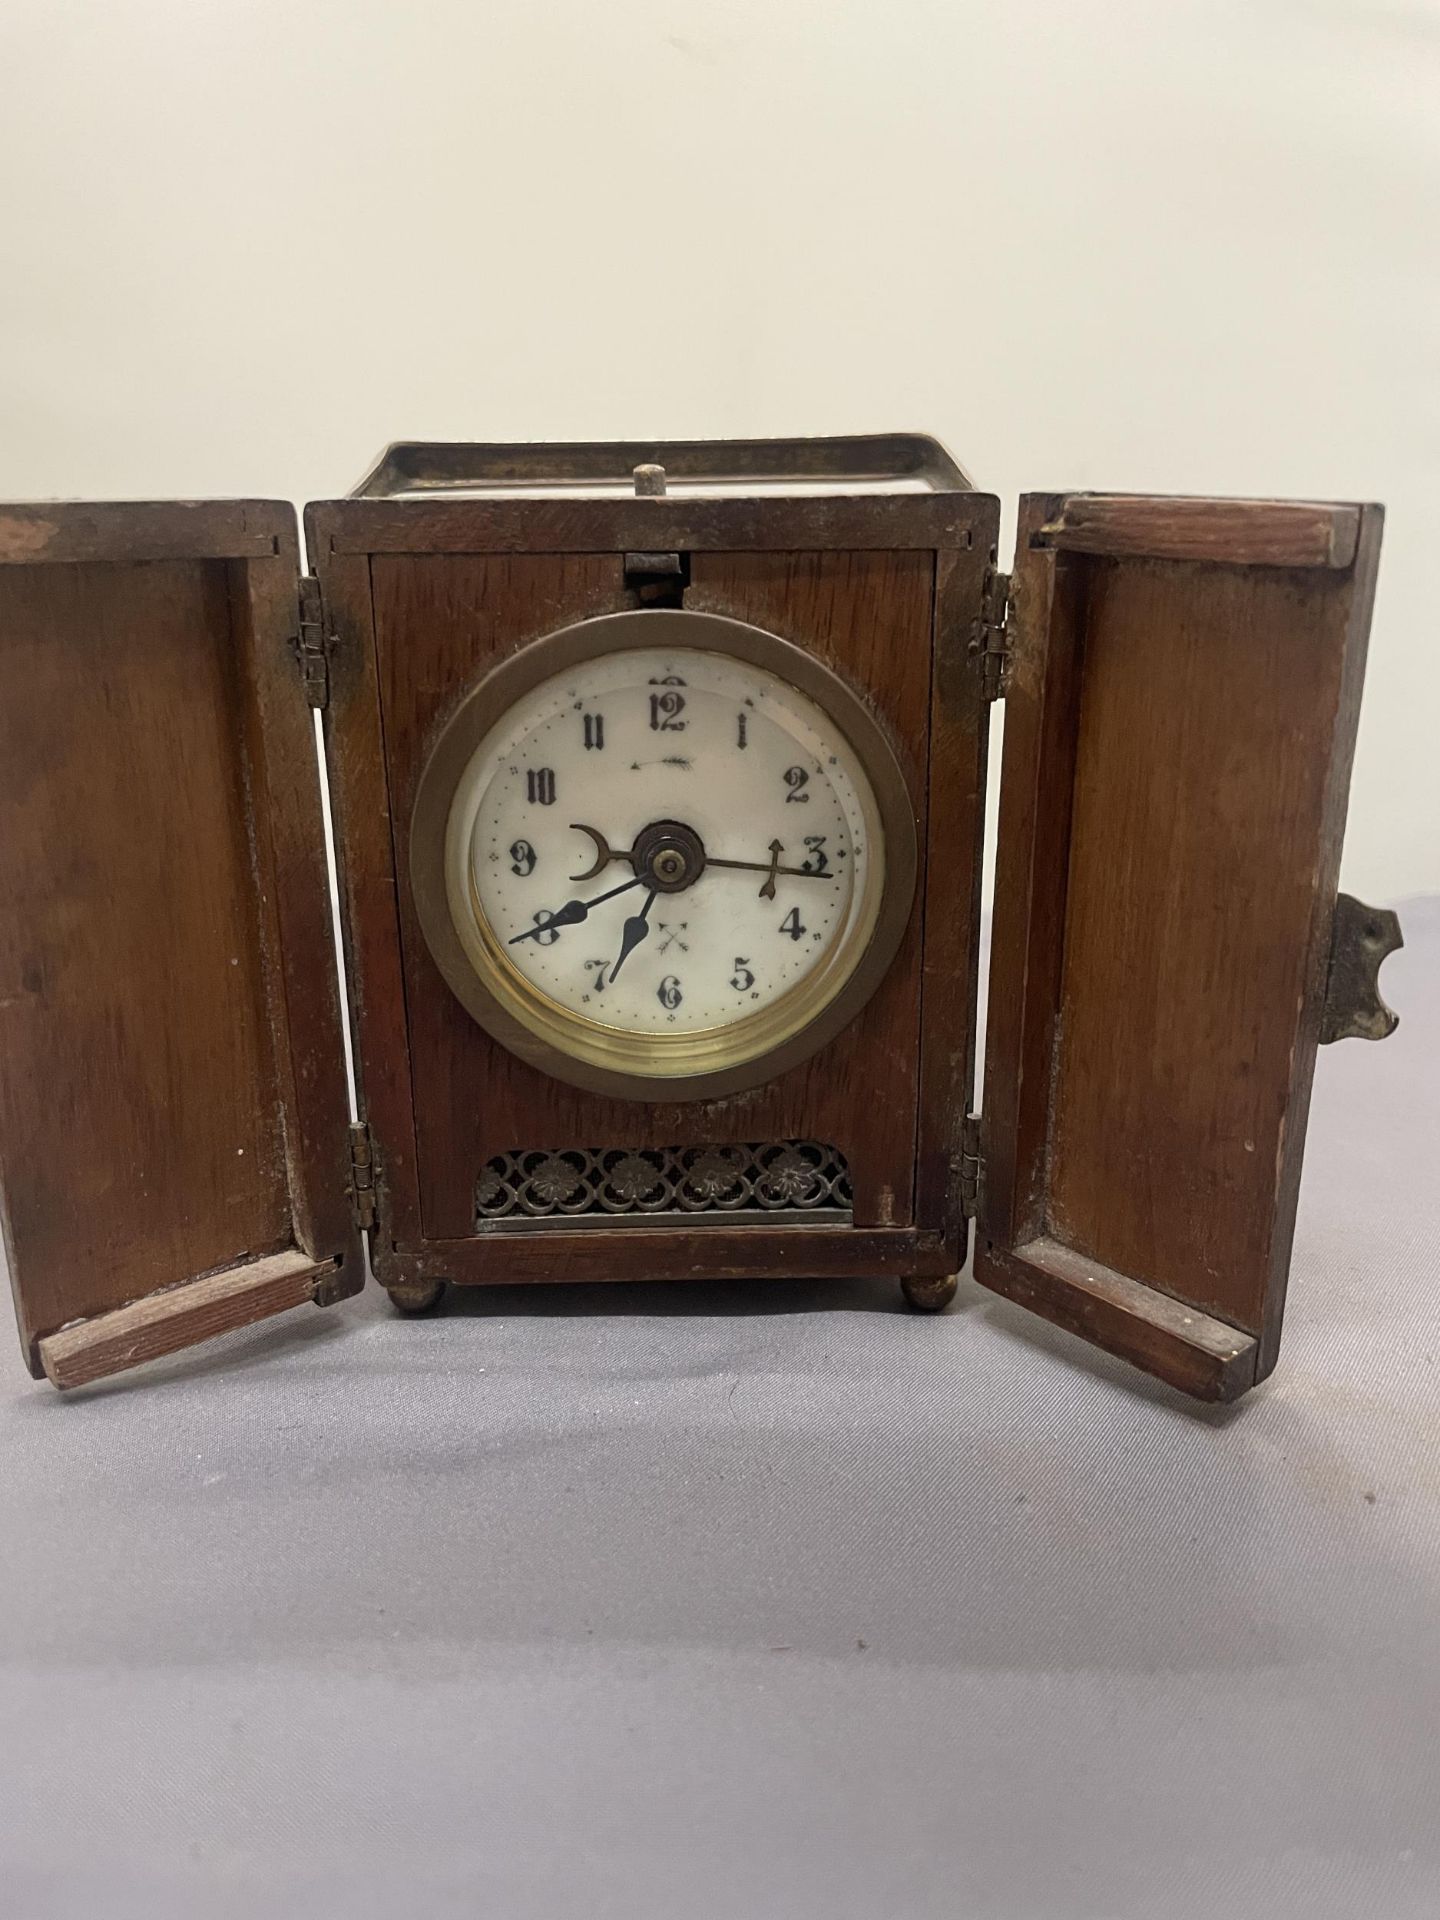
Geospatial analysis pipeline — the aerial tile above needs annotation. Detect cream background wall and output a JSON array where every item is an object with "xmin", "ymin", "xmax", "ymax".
[{"xmin": 0, "ymin": 0, "xmax": 1435, "ymax": 899}]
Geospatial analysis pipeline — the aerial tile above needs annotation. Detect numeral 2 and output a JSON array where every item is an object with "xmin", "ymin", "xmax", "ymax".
[{"xmin": 783, "ymin": 766, "xmax": 810, "ymax": 803}]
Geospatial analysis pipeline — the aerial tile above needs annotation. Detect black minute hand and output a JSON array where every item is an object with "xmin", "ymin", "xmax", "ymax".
[
  {"xmin": 608, "ymin": 889, "xmax": 657, "ymax": 980},
  {"xmin": 507, "ymin": 875, "xmax": 642, "ymax": 945}
]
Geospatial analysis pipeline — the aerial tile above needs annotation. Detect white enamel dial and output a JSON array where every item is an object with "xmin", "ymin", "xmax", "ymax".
[{"xmin": 441, "ymin": 644, "xmax": 886, "ymax": 1070}]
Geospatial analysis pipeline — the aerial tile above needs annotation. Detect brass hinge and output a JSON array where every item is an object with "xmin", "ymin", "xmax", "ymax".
[
  {"xmin": 973, "ymin": 568, "xmax": 1011, "ymax": 702},
  {"xmin": 348, "ymin": 1120, "xmax": 378, "ymax": 1232},
  {"xmin": 959, "ymin": 1111, "xmax": 984, "ymax": 1219},
  {"xmin": 297, "ymin": 574, "xmax": 330, "ymax": 710}
]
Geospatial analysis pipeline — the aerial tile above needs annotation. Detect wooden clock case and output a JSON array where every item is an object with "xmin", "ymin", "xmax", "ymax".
[{"xmin": 0, "ymin": 435, "xmax": 1400, "ymax": 1398}]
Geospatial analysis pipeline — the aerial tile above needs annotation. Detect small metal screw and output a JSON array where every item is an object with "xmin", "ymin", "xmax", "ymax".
[{"xmin": 633, "ymin": 463, "xmax": 667, "ymax": 498}]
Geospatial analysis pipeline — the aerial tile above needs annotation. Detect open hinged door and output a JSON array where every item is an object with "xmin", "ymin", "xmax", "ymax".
[
  {"xmin": 977, "ymin": 493, "xmax": 1395, "ymax": 1401},
  {"xmin": 0, "ymin": 502, "xmax": 363, "ymax": 1389}
]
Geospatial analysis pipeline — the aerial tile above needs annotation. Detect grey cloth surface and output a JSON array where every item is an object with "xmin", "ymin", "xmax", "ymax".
[{"xmin": 2, "ymin": 901, "xmax": 1437, "ymax": 1920}]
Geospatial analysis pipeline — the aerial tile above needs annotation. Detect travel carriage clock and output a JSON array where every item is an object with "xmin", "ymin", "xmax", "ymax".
[{"xmin": 0, "ymin": 436, "xmax": 1402, "ymax": 1399}]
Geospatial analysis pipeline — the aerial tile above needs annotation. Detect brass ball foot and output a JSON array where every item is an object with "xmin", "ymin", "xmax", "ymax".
[
  {"xmin": 901, "ymin": 1273, "xmax": 958, "ymax": 1314},
  {"xmin": 387, "ymin": 1280, "xmax": 446, "ymax": 1316}
]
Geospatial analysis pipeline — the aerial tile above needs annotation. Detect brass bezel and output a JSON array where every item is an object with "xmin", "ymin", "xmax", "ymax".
[{"xmin": 409, "ymin": 608, "xmax": 918, "ymax": 1102}]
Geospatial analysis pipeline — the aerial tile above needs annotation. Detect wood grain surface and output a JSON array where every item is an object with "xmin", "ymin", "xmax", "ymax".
[
  {"xmin": 311, "ymin": 493, "xmax": 973, "ymax": 559},
  {"xmin": 403, "ymin": 1224, "xmax": 951, "ymax": 1288},
  {"xmin": 0, "ymin": 505, "xmax": 360, "ymax": 1379},
  {"xmin": 364, "ymin": 548, "xmax": 935, "ymax": 1241},
  {"xmin": 38, "ymin": 1248, "xmax": 330, "ymax": 1390},
  {"xmin": 913, "ymin": 528, "xmax": 996, "ymax": 1257},
  {"xmin": 976, "ymin": 495, "xmax": 1383, "ymax": 1397},
  {"xmin": 1035, "ymin": 495, "xmax": 1360, "ymax": 569}
]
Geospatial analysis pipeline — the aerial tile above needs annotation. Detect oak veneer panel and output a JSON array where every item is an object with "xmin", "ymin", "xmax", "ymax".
[
  {"xmin": 0, "ymin": 558, "xmax": 293, "ymax": 1350},
  {"xmin": 367, "ymin": 549, "xmax": 933, "ymax": 1242}
]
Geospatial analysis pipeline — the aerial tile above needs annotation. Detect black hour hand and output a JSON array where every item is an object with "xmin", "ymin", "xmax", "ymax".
[
  {"xmin": 508, "ymin": 898, "xmax": 587, "ymax": 944},
  {"xmin": 608, "ymin": 890, "xmax": 657, "ymax": 980},
  {"xmin": 508, "ymin": 875, "xmax": 640, "ymax": 945}
]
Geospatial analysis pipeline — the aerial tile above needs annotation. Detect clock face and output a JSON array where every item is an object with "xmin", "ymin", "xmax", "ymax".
[{"xmin": 414, "ymin": 611, "xmax": 916, "ymax": 1099}]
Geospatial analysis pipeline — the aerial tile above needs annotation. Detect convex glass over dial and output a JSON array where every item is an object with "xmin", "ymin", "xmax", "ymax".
[{"xmin": 411, "ymin": 610, "xmax": 917, "ymax": 1098}]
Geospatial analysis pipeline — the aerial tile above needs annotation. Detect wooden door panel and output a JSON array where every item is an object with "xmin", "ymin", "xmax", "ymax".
[
  {"xmin": 0, "ymin": 504, "xmax": 360, "ymax": 1385},
  {"xmin": 978, "ymin": 493, "xmax": 1383, "ymax": 1399}
]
